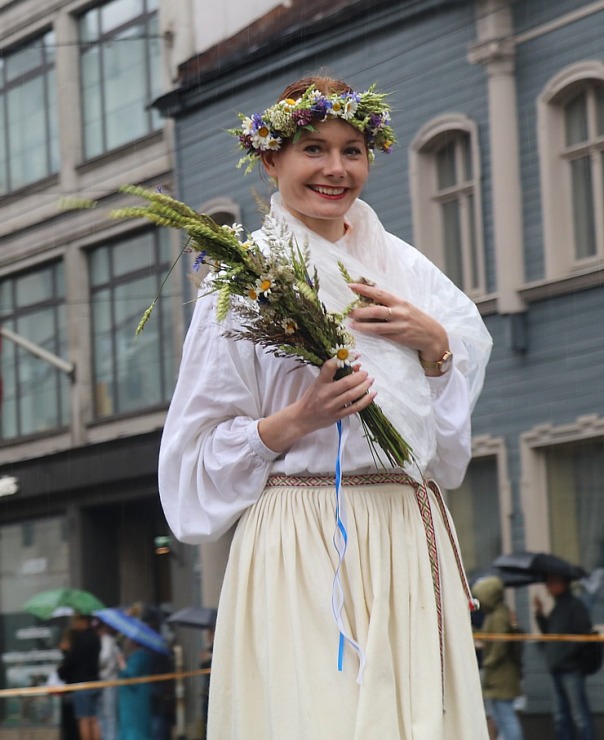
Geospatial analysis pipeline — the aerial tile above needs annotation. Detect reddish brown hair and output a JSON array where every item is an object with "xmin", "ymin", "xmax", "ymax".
[{"xmin": 277, "ymin": 76, "xmax": 353, "ymax": 103}]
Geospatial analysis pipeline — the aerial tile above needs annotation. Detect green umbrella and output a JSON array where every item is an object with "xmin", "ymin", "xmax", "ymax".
[{"xmin": 23, "ymin": 588, "xmax": 105, "ymax": 620}]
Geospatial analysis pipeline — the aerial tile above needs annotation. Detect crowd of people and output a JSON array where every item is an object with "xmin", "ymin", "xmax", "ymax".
[
  {"xmin": 472, "ymin": 574, "xmax": 599, "ymax": 740},
  {"xmin": 55, "ymin": 607, "xmax": 175, "ymax": 740}
]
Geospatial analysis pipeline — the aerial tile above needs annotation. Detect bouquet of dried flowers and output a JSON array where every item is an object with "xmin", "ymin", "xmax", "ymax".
[{"xmin": 110, "ymin": 185, "xmax": 412, "ymax": 468}]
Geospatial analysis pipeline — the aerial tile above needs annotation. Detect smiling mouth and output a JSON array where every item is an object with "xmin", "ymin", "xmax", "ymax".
[{"xmin": 309, "ymin": 185, "xmax": 347, "ymax": 196}]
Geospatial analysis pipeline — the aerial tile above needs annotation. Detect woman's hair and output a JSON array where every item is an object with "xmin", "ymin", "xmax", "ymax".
[{"xmin": 277, "ymin": 76, "xmax": 353, "ymax": 104}]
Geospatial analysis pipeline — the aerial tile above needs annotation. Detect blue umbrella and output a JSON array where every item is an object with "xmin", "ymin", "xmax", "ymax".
[{"xmin": 94, "ymin": 608, "xmax": 170, "ymax": 655}]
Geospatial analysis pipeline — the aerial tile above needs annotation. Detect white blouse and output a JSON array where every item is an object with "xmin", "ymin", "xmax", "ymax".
[{"xmin": 159, "ymin": 198, "xmax": 492, "ymax": 543}]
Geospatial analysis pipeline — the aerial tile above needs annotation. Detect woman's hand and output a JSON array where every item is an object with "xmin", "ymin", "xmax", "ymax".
[
  {"xmin": 257, "ymin": 358, "xmax": 376, "ymax": 453},
  {"xmin": 347, "ymin": 282, "xmax": 449, "ymax": 365}
]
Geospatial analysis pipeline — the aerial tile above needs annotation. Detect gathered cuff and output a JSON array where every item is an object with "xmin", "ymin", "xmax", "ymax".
[{"xmin": 246, "ymin": 419, "xmax": 282, "ymax": 462}]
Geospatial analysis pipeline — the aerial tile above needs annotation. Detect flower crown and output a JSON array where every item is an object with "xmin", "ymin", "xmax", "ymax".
[{"xmin": 230, "ymin": 84, "xmax": 396, "ymax": 171}]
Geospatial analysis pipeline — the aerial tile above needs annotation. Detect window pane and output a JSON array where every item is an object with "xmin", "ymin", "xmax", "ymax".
[
  {"xmin": 597, "ymin": 84, "xmax": 604, "ymax": 137},
  {"xmin": 80, "ymin": 10, "xmax": 100, "ymax": 43},
  {"xmin": 467, "ymin": 193, "xmax": 479, "ymax": 290},
  {"xmin": 103, "ymin": 28, "xmax": 148, "ymax": 150},
  {"xmin": 570, "ymin": 156, "xmax": 596, "ymax": 258},
  {"xmin": 90, "ymin": 247, "xmax": 111, "ymax": 286},
  {"xmin": 16, "ymin": 310, "xmax": 63, "ymax": 435},
  {"xmin": 441, "ymin": 200, "xmax": 463, "ymax": 287},
  {"xmin": 448, "ymin": 457, "xmax": 501, "ymax": 581},
  {"xmin": 15, "ymin": 268, "xmax": 54, "ymax": 307},
  {"xmin": 48, "ymin": 69, "xmax": 60, "ymax": 174},
  {"xmin": 113, "ymin": 232, "xmax": 155, "ymax": 276},
  {"xmin": 436, "ymin": 140, "xmax": 457, "ymax": 190},
  {"xmin": 114, "ymin": 276, "xmax": 163, "ymax": 412},
  {"xmin": 546, "ymin": 439, "xmax": 604, "ymax": 624},
  {"xmin": 0, "ymin": 91, "xmax": 6, "ymax": 195},
  {"xmin": 43, "ymin": 31, "xmax": 56, "ymax": 65},
  {"xmin": 1, "ymin": 35, "xmax": 57, "ymax": 193},
  {"xmin": 80, "ymin": 0, "xmax": 160, "ymax": 158},
  {"xmin": 0, "ymin": 264, "xmax": 66, "ymax": 440},
  {"xmin": 7, "ymin": 77, "xmax": 47, "ymax": 189},
  {"xmin": 5, "ymin": 42, "xmax": 41, "ymax": 82},
  {"xmin": 0, "ymin": 327, "xmax": 18, "ymax": 438},
  {"xmin": 565, "ymin": 91, "xmax": 588, "ymax": 146},
  {"xmin": 90, "ymin": 234, "xmax": 173, "ymax": 418},
  {"xmin": 81, "ymin": 47, "xmax": 103, "ymax": 158},
  {"xmin": 462, "ymin": 134, "xmax": 472, "ymax": 182},
  {"xmin": 101, "ymin": 0, "xmax": 144, "ymax": 33},
  {"xmin": 92, "ymin": 288, "xmax": 115, "ymax": 416}
]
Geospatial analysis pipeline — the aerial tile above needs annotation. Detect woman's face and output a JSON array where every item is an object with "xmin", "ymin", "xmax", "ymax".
[{"xmin": 262, "ymin": 119, "xmax": 370, "ymax": 242}]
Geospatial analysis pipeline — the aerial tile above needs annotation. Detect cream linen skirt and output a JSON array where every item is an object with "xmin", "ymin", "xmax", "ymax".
[{"xmin": 207, "ymin": 476, "xmax": 489, "ymax": 740}]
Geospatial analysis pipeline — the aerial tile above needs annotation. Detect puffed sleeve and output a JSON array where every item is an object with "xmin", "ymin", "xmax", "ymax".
[
  {"xmin": 424, "ymin": 336, "xmax": 472, "ymax": 489},
  {"xmin": 158, "ymin": 289, "xmax": 280, "ymax": 543}
]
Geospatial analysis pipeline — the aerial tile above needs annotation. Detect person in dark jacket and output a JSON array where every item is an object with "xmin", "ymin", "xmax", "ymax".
[
  {"xmin": 473, "ymin": 576, "xmax": 524, "ymax": 740},
  {"xmin": 534, "ymin": 574, "xmax": 595, "ymax": 740},
  {"xmin": 57, "ymin": 614, "xmax": 101, "ymax": 740}
]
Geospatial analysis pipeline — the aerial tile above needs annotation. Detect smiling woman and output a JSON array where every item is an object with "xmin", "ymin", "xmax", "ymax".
[
  {"xmin": 158, "ymin": 74, "xmax": 492, "ymax": 740},
  {"xmin": 261, "ymin": 120, "xmax": 369, "ymax": 242}
]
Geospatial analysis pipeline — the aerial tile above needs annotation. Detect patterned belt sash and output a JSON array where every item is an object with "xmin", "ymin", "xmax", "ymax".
[{"xmin": 265, "ymin": 472, "xmax": 477, "ymax": 699}]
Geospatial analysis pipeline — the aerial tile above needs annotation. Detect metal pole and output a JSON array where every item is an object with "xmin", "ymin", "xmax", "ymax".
[
  {"xmin": 173, "ymin": 644, "xmax": 186, "ymax": 740},
  {"xmin": 0, "ymin": 325, "xmax": 75, "ymax": 379}
]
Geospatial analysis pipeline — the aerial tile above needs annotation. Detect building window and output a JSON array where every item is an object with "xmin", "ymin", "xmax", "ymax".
[
  {"xmin": 447, "ymin": 455, "xmax": 502, "ymax": 582},
  {"xmin": 544, "ymin": 437, "xmax": 604, "ymax": 626},
  {"xmin": 201, "ymin": 197, "xmax": 241, "ymax": 228},
  {"xmin": 410, "ymin": 115, "xmax": 485, "ymax": 297},
  {"xmin": 563, "ymin": 83, "xmax": 604, "ymax": 261},
  {"xmin": 0, "ymin": 31, "xmax": 59, "ymax": 195},
  {"xmin": 89, "ymin": 229, "xmax": 174, "ymax": 418},
  {"xmin": 0, "ymin": 262, "xmax": 68, "ymax": 439},
  {"xmin": 79, "ymin": 0, "xmax": 162, "ymax": 159},
  {"xmin": 538, "ymin": 62, "xmax": 604, "ymax": 278}
]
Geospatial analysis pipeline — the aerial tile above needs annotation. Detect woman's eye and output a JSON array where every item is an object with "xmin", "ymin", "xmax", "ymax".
[
  {"xmin": 304, "ymin": 144, "xmax": 322, "ymax": 154},
  {"xmin": 344, "ymin": 147, "xmax": 363, "ymax": 157}
]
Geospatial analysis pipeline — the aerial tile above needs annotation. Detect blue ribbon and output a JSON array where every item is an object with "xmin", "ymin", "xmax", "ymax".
[{"xmin": 331, "ymin": 420, "xmax": 366, "ymax": 682}]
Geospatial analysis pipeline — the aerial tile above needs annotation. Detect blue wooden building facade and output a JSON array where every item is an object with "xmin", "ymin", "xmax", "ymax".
[{"xmin": 156, "ymin": 0, "xmax": 604, "ymax": 723}]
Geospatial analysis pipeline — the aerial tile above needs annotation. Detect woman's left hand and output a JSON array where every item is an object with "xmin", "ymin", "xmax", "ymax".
[{"xmin": 347, "ymin": 282, "xmax": 449, "ymax": 364}]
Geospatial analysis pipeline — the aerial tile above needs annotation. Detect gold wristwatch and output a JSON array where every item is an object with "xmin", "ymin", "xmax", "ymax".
[{"xmin": 419, "ymin": 350, "xmax": 453, "ymax": 375}]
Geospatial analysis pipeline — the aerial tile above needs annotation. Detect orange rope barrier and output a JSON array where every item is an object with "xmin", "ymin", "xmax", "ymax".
[
  {"xmin": 476, "ymin": 632, "xmax": 604, "ymax": 643},
  {"xmin": 0, "ymin": 669, "xmax": 210, "ymax": 699}
]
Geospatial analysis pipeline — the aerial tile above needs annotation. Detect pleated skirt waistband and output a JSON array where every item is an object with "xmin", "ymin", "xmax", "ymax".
[{"xmin": 265, "ymin": 472, "xmax": 417, "ymax": 488}]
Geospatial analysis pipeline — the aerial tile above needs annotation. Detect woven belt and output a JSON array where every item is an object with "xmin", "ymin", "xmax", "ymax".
[
  {"xmin": 266, "ymin": 472, "xmax": 417, "ymax": 488},
  {"xmin": 264, "ymin": 471, "xmax": 476, "ymax": 701}
]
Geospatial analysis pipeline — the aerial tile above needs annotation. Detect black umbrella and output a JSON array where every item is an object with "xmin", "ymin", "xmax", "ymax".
[
  {"xmin": 493, "ymin": 551, "xmax": 587, "ymax": 583},
  {"xmin": 469, "ymin": 566, "xmax": 535, "ymax": 588},
  {"xmin": 167, "ymin": 606, "xmax": 217, "ymax": 630}
]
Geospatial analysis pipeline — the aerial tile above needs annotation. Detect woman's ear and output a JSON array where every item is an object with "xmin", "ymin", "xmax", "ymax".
[{"xmin": 261, "ymin": 151, "xmax": 278, "ymax": 179}]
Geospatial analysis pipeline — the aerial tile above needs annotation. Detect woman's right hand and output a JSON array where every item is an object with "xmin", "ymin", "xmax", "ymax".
[{"xmin": 257, "ymin": 358, "xmax": 376, "ymax": 453}]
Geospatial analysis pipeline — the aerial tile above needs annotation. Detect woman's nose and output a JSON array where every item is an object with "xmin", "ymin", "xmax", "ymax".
[{"xmin": 323, "ymin": 151, "xmax": 346, "ymax": 177}]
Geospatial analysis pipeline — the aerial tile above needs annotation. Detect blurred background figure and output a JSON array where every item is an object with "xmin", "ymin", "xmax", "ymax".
[
  {"xmin": 534, "ymin": 574, "xmax": 596, "ymax": 740},
  {"xmin": 97, "ymin": 621, "xmax": 121, "ymax": 740},
  {"xmin": 57, "ymin": 614, "xmax": 101, "ymax": 740},
  {"xmin": 117, "ymin": 637, "xmax": 154, "ymax": 740},
  {"xmin": 56, "ymin": 626, "xmax": 79, "ymax": 740},
  {"xmin": 473, "ymin": 577, "xmax": 524, "ymax": 740}
]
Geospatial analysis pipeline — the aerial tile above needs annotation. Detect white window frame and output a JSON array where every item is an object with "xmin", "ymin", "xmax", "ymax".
[
  {"xmin": 520, "ymin": 414, "xmax": 604, "ymax": 627},
  {"xmin": 538, "ymin": 61, "xmax": 604, "ymax": 279},
  {"xmin": 410, "ymin": 114, "xmax": 485, "ymax": 298},
  {"xmin": 201, "ymin": 196, "xmax": 241, "ymax": 226}
]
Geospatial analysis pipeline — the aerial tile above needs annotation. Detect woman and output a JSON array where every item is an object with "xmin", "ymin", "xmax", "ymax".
[
  {"xmin": 159, "ymin": 76, "xmax": 492, "ymax": 739},
  {"xmin": 117, "ymin": 639, "xmax": 154, "ymax": 740}
]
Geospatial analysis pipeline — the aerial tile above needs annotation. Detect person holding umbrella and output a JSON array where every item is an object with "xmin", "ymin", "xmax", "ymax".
[
  {"xmin": 117, "ymin": 637, "xmax": 155, "ymax": 740},
  {"xmin": 534, "ymin": 574, "xmax": 595, "ymax": 740}
]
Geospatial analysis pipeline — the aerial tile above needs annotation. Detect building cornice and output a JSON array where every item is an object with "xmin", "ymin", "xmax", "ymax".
[{"xmin": 154, "ymin": 0, "xmax": 460, "ymax": 117}]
